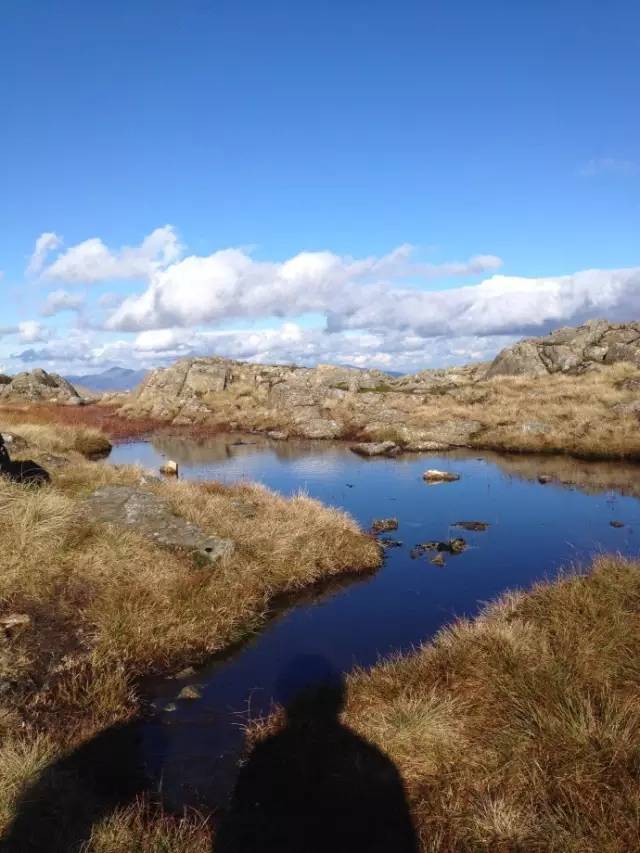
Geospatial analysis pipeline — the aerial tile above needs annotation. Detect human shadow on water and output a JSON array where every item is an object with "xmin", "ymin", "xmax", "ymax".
[
  {"xmin": 216, "ymin": 656, "xmax": 419, "ymax": 853},
  {"xmin": 0, "ymin": 719, "xmax": 150, "ymax": 852}
]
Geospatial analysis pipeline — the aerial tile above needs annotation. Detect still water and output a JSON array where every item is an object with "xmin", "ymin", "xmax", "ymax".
[{"xmin": 109, "ymin": 434, "xmax": 640, "ymax": 809}]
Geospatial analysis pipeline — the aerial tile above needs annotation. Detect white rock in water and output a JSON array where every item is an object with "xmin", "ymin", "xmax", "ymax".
[
  {"xmin": 160, "ymin": 460, "xmax": 179, "ymax": 476},
  {"xmin": 422, "ymin": 469, "xmax": 460, "ymax": 483}
]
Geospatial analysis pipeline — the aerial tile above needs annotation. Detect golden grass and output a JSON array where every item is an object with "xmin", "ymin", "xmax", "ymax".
[
  {"xmin": 0, "ymin": 415, "xmax": 112, "ymax": 457},
  {"xmin": 0, "ymin": 424, "xmax": 379, "ymax": 850},
  {"xmin": 323, "ymin": 556, "xmax": 640, "ymax": 851},
  {"xmin": 329, "ymin": 362, "xmax": 640, "ymax": 460}
]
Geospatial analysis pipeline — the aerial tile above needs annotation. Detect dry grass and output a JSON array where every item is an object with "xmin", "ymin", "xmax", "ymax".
[
  {"xmin": 313, "ymin": 362, "xmax": 640, "ymax": 460},
  {"xmin": 0, "ymin": 424, "xmax": 379, "ymax": 850},
  {"xmin": 0, "ymin": 414, "xmax": 112, "ymax": 456},
  {"xmin": 0, "ymin": 403, "xmax": 159, "ymax": 443},
  {"xmin": 323, "ymin": 556, "xmax": 640, "ymax": 851}
]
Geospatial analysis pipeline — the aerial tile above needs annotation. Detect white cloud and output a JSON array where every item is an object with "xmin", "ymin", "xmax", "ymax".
[
  {"xmin": 26, "ymin": 232, "xmax": 63, "ymax": 277},
  {"xmin": 579, "ymin": 157, "xmax": 640, "ymax": 178},
  {"xmin": 105, "ymin": 245, "xmax": 504, "ymax": 332},
  {"xmin": 18, "ymin": 321, "xmax": 50, "ymax": 343},
  {"xmin": 102, "ymin": 239, "xmax": 640, "ymax": 341},
  {"xmin": 41, "ymin": 226, "xmax": 182, "ymax": 283},
  {"xmin": 11, "ymin": 323, "xmax": 514, "ymax": 375},
  {"xmin": 41, "ymin": 289, "xmax": 85, "ymax": 316}
]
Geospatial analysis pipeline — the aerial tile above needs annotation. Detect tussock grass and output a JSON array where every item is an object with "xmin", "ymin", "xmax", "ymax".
[
  {"xmin": 334, "ymin": 362, "xmax": 640, "ymax": 460},
  {"xmin": 330, "ymin": 556, "xmax": 640, "ymax": 851},
  {"xmin": 0, "ymin": 415, "xmax": 112, "ymax": 457},
  {"xmin": 0, "ymin": 423, "xmax": 379, "ymax": 850},
  {"xmin": 230, "ymin": 555, "xmax": 640, "ymax": 851},
  {"xmin": 0, "ymin": 402, "xmax": 157, "ymax": 442},
  {"xmin": 87, "ymin": 803, "xmax": 211, "ymax": 853}
]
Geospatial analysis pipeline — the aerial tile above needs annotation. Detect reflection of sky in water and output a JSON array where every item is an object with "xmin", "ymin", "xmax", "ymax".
[{"xmin": 108, "ymin": 437, "xmax": 640, "ymax": 810}]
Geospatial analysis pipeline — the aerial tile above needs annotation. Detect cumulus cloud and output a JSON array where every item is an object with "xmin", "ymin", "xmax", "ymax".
[
  {"xmin": 579, "ymin": 157, "xmax": 640, "ymax": 178},
  {"xmin": 104, "ymin": 245, "xmax": 504, "ymax": 332},
  {"xmin": 18, "ymin": 321, "xmax": 50, "ymax": 343},
  {"xmin": 12, "ymin": 323, "xmax": 514, "ymax": 375},
  {"xmin": 26, "ymin": 232, "xmax": 63, "ymax": 277},
  {"xmin": 41, "ymin": 289, "xmax": 85, "ymax": 316},
  {"xmin": 102, "ymin": 240, "xmax": 640, "ymax": 342},
  {"xmin": 41, "ymin": 226, "xmax": 182, "ymax": 283}
]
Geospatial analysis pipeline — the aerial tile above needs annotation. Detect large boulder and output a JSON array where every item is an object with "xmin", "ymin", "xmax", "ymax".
[
  {"xmin": 487, "ymin": 320, "xmax": 640, "ymax": 377},
  {"xmin": 0, "ymin": 368, "xmax": 82, "ymax": 403},
  {"xmin": 82, "ymin": 485, "xmax": 234, "ymax": 564}
]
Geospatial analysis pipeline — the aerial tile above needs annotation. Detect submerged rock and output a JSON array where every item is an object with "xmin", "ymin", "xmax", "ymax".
[
  {"xmin": 411, "ymin": 538, "xmax": 467, "ymax": 557},
  {"xmin": 351, "ymin": 441, "xmax": 401, "ymax": 457},
  {"xmin": 372, "ymin": 518, "xmax": 399, "ymax": 533},
  {"xmin": 430, "ymin": 554, "xmax": 446, "ymax": 567},
  {"xmin": 82, "ymin": 485, "xmax": 234, "ymax": 564},
  {"xmin": 378, "ymin": 537, "xmax": 403, "ymax": 548},
  {"xmin": 177, "ymin": 684, "xmax": 202, "ymax": 701},
  {"xmin": 423, "ymin": 469, "xmax": 460, "ymax": 483},
  {"xmin": 177, "ymin": 684, "xmax": 203, "ymax": 701},
  {"xmin": 610, "ymin": 520, "xmax": 625, "ymax": 528},
  {"xmin": 453, "ymin": 521, "xmax": 490, "ymax": 532}
]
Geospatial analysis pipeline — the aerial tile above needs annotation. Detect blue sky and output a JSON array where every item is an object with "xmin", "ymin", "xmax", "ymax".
[{"xmin": 1, "ymin": 0, "xmax": 639, "ymax": 373}]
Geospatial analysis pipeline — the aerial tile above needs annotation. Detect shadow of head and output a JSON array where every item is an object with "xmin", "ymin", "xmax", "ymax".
[
  {"xmin": 275, "ymin": 654, "xmax": 345, "ymax": 726},
  {"xmin": 217, "ymin": 655, "xmax": 419, "ymax": 852}
]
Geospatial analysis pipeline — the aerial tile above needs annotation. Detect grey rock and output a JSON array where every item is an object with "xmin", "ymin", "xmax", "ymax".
[
  {"xmin": 0, "ymin": 432, "xmax": 29, "ymax": 453},
  {"xmin": 423, "ymin": 469, "xmax": 460, "ymax": 482},
  {"xmin": 487, "ymin": 320, "xmax": 640, "ymax": 377},
  {"xmin": 82, "ymin": 485, "xmax": 234, "ymax": 564},
  {"xmin": 351, "ymin": 441, "xmax": 400, "ymax": 457},
  {"xmin": 0, "ymin": 368, "xmax": 80, "ymax": 403}
]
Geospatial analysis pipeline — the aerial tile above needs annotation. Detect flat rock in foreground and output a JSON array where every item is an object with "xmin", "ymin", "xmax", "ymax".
[{"xmin": 83, "ymin": 485, "xmax": 234, "ymax": 564}]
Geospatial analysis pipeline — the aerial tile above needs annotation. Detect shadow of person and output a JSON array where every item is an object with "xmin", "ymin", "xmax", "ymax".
[
  {"xmin": 0, "ymin": 718, "xmax": 152, "ymax": 852},
  {"xmin": 216, "ymin": 656, "xmax": 419, "ymax": 853}
]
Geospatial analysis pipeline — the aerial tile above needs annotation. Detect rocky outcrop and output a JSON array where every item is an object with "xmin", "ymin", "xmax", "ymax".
[
  {"xmin": 116, "ymin": 320, "xmax": 640, "ymax": 451},
  {"xmin": 83, "ymin": 485, "xmax": 234, "ymax": 564},
  {"xmin": 120, "ymin": 356, "xmax": 484, "ymax": 446},
  {"xmin": 487, "ymin": 320, "xmax": 640, "ymax": 377},
  {"xmin": 0, "ymin": 368, "xmax": 82, "ymax": 403}
]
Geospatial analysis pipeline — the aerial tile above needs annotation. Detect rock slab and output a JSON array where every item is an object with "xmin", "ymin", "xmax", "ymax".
[{"xmin": 83, "ymin": 485, "xmax": 233, "ymax": 564}]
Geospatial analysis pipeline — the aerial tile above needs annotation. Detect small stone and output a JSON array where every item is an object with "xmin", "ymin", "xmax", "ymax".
[
  {"xmin": 430, "ymin": 553, "xmax": 446, "ymax": 566},
  {"xmin": 173, "ymin": 666, "xmax": 197, "ymax": 679},
  {"xmin": 538, "ymin": 474, "xmax": 553, "ymax": 485},
  {"xmin": 422, "ymin": 469, "xmax": 460, "ymax": 483},
  {"xmin": 267, "ymin": 430, "xmax": 289, "ymax": 441},
  {"xmin": 0, "ymin": 613, "xmax": 32, "ymax": 634},
  {"xmin": 371, "ymin": 518, "xmax": 399, "ymax": 533},
  {"xmin": 610, "ymin": 520, "xmax": 625, "ymax": 528},
  {"xmin": 163, "ymin": 702, "xmax": 178, "ymax": 712},
  {"xmin": 160, "ymin": 460, "xmax": 179, "ymax": 477},
  {"xmin": 177, "ymin": 684, "xmax": 203, "ymax": 701}
]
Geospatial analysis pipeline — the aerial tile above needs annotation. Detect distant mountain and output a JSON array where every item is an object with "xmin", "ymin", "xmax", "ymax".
[{"xmin": 64, "ymin": 366, "xmax": 148, "ymax": 392}]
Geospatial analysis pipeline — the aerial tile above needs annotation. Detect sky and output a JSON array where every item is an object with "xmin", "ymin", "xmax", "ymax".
[{"xmin": 1, "ymin": 0, "xmax": 639, "ymax": 375}]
